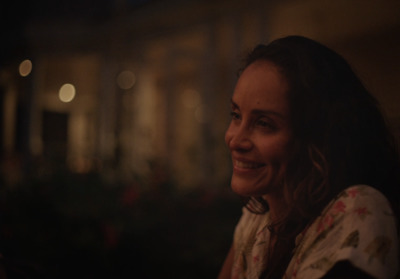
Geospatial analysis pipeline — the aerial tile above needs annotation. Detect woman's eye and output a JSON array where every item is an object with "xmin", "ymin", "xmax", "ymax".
[
  {"xmin": 230, "ymin": 111, "xmax": 240, "ymax": 120},
  {"xmin": 257, "ymin": 119, "xmax": 275, "ymax": 130}
]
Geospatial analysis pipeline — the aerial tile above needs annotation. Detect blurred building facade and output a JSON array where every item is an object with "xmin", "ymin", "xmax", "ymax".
[{"xmin": 1, "ymin": 0, "xmax": 400, "ymax": 190}]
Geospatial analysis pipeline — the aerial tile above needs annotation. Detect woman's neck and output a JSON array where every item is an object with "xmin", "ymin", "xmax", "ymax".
[{"xmin": 263, "ymin": 193, "xmax": 286, "ymax": 225}]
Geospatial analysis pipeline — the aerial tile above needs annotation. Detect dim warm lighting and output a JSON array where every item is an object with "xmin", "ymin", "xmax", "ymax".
[
  {"xmin": 195, "ymin": 104, "xmax": 209, "ymax": 123},
  {"xmin": 19, "ymin": 59, "xmax": 32, "ymax": 77},
  {"xmin": 117, "ymin": 70, "xmax": 136, "ymax": 90},
  {"xmin": 181, "ymin": 89, "xmax": 200, "ymax": 109},
  {"xmin": 59, "ymin": 83, "xmax": 76, "ymax": 103}
]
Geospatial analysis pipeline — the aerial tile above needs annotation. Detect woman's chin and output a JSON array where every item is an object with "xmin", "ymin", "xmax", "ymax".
[{"xmin": 231, "ymin": 183, "xmax": 260, "ymax": 197}]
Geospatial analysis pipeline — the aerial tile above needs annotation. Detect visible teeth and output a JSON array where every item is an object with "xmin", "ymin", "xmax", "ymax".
[{"xmin": 235, "ymin": 160, "xmax": 262, "ymax": 169}]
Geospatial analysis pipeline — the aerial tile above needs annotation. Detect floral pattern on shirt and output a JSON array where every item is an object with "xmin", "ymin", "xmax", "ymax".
[
  {"xmin": 285, "ymin": 185, "xmax": 398, "ymax": 279},
  {"xmin": 232, "ymin": 185, "xmax": 399, "ymax": 279}
]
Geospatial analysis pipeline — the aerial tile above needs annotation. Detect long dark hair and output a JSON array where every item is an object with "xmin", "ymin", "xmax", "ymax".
[{"xmin": 241, "ymin": 35, "xmax": 400, "ymax": 278}]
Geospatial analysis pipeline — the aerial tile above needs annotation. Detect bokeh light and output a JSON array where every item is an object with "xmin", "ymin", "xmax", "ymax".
[
  {"xmin": 19, "ymin": 59, "xmax": 32, "ymax": 77},
  {"xmin": 116, "ymin": 70, "xmax": 136, "ymax": 90},
  {"xmin": 59, "ymin": 83, "xmax": 76, "ymax": 103}
]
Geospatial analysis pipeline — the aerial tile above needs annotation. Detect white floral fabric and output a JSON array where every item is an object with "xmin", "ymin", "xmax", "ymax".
[{"xmin": 232, "ymin": 185, "xmax": 399, "ymax": 279}]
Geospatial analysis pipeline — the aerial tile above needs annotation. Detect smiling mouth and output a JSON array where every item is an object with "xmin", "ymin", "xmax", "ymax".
[{"xmin": 234, "ymin": 160, "xmax": 265, "ymax": 169}]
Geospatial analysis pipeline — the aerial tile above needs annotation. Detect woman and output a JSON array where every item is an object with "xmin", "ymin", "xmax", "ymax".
[{"xmin": 218, "ymin": 36, "xmax": 399, "ymax": 279}]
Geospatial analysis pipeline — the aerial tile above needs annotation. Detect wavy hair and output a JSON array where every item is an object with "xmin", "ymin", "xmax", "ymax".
[{"xmin": 241, "ymin": 36, "xmax": 400, "ymax": 278}]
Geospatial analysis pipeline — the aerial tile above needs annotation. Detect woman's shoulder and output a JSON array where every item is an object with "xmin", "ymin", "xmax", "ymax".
[
  {"xmin": 338, "ymin": 184, "xmax": 388, "ymax": 200},
  {"xmin": 287, "ymin": 184, "xmax": 399, "ymax": 279},
  {"xmin": 316, "ymin": 184, "xmax": 396, "ymax": 242},
  {"xmin": 326, "ymin": 184, "xmax": 394, "ymax": 217},
  {"xmin": 336, "ymin": 184, "xmax": 386, "ymax": 200}
]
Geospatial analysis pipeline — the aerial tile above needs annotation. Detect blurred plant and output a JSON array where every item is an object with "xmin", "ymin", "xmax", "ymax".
[{"xmin": 0, "ymin": 158, "xmax": 241, "ymax": 278}]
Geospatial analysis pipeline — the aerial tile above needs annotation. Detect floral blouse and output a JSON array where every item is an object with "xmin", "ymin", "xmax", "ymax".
[{"xmin": 232, "ymin": 185, "xmax": 399, "ymax": 279}]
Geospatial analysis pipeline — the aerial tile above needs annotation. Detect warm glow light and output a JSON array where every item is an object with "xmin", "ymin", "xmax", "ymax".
[
  {"xmin": 195, "ymin": 104, "xmax": 209, "ymax": 123},
  {"xmin": 19, "ymin": 59, "xmax": 32, "ymax": 77},
  {"xmin": 117, "ymin": 70, "xmax": 136, "ymax": 90},
  {"xmin": 59, "ymin": 83, "xmax": 76, "ymax": 103}
]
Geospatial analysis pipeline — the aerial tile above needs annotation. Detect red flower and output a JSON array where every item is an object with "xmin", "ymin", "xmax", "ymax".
[
  {"xmin": 347, "ymin": 188, "xmax": 359, "ymax": 198},
  {"xmin": 317, "ymin": 214, "xmax": 334, "ymax": 233},
  {"xmin": 332, "ymin": 200, "xmax": 346, "ymax": 214},
  {"xmin": 354, "ymin": 207, "xmax": 370, "ymax": 219}
]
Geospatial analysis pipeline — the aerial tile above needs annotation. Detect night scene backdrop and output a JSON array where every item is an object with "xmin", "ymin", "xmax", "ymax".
[{"xmin": 0, "ymin": 0, "xmax": 399, "ymax": 278}]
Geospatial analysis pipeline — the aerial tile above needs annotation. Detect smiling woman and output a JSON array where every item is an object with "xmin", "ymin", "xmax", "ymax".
[
  {"xmin": 225, "ymin": 60, "xmax": 292, "ymax": 208},
  {"xmin": 218, "ymin": 36, "xmax": 399, "ymax": 279}
]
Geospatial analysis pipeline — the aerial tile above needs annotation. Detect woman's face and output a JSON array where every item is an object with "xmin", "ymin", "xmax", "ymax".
[{"xmin": 225, "ymin": 60, "xmax": 293, "ymax": 198}]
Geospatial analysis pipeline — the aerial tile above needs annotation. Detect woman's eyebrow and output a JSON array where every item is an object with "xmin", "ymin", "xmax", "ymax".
[
  {"xmin": 231, "ymin": 99, "xmax": 285, "ymax": 120},
  {"xmin": 251, "ymin": 109, "xmax": 285, "ymax": 120},
  {"xmin": 230, "ymin": 99, "xmax": 239, "ymax": 109}
]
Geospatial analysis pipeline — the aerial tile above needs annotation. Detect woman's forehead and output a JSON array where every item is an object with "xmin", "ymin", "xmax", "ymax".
[{"xmin": 232, "ymin": 61, "xmax": 290, "ymax": 112}]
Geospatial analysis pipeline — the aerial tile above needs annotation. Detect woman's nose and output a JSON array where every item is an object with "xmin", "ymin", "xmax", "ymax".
[{"xmin": 225, "ymin": 125, "xmax": 253, "ymax": 151}]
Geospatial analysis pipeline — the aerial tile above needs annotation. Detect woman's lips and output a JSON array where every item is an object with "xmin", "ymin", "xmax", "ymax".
[{"xmin": 234, "ymin": 160, "xmax": 265, "ymax": 170}]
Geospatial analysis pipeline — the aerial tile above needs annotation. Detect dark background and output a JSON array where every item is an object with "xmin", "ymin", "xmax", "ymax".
[{"xmin": 0, "ymin": 0, "xmax": 399, "ymax": 278}]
